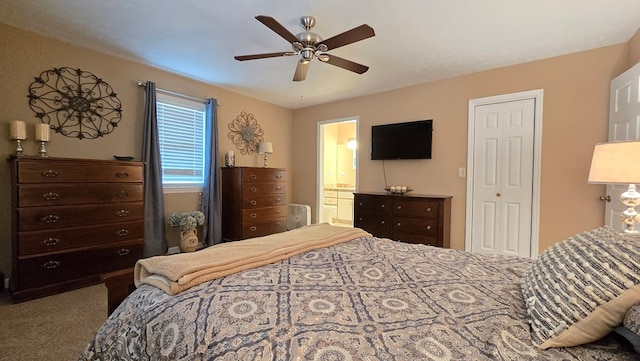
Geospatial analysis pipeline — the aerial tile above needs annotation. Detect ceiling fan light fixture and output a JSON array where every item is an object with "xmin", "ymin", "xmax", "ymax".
[{"xmin": 317, "ymin": 54, "xmax": 329, "ymax": 62}]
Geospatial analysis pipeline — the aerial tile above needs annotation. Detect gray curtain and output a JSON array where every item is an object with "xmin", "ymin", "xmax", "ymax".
[
  {"xmin": 201, "ymin": 98, "xmax": 222, "ymax": 246},
  {"xmin": 142, "ymin": 81, "xmax": 167, "ymax": 256}
]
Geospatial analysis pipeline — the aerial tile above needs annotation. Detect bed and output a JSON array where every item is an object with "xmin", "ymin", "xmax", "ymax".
[{"xmin": 80, "ymin": 224, "xmax": 640, "ymax": 360}]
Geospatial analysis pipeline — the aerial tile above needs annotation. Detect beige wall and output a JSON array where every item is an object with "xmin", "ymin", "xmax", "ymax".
[
  {"xmin": 1, "ymin": 21, "xmax": 638, "ymax": 280},
  {"xmin": 292, "ymin": 44, "xmax": 630, "ymax": 254},
  {"xmin": 0, "ymin": 24, "xmax": 293, "ymax": 277}
]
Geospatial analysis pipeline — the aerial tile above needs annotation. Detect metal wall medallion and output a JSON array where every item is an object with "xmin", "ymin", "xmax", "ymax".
[
  {"xmin": 27, "ymin": 67, "xmax": 122, "ymax": 139},
  {"xmin": 228, "ymin": 111, "xmax": 264, "ymax": 155}
]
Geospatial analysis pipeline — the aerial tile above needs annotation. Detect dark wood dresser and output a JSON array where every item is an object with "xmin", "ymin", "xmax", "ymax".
[
  {"xmin": 10, "ymin": 157, "xmax": 144, "ymax": 302},
  {"xmin": 353, "ymin": 192, "xmax": 452, "ymax": 247},
  {"xmin": 221, "ymin": 167, "xmax": 287, "ymax": 241}
]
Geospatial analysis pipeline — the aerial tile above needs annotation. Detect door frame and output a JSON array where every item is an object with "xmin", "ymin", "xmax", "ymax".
[
  {"xmin": 464, "ymin": 89, "xmax": 544, "ymax": 258},
  {"xmin": 316, "ymin": 116, "xmax": 359, "ymax": 224}
]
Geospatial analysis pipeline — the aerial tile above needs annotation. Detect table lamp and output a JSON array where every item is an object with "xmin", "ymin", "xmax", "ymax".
[
  {"xmin": 9, "ymin": 120, "xmax": 27, "ymax": 157},
  {"xmin": 588, "ymin": 140, "xmax": 640, "ymax": 235},
  {"xmin": 258, "ymin": 142, "xmax": 273, "ymax": 168}
]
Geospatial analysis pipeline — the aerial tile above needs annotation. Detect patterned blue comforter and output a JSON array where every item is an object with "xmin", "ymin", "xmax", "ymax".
[{"xmin": 80, "ymin": 236, "xmax": 635, "ymax": 360}]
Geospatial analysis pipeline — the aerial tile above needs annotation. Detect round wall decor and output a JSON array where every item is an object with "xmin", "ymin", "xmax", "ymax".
[
  {"xmin": 27, "ymin": 67, "xmax": 122, "ymax": 139},
  {"xmin": 228, "ymin": 111, "xmax": 264, "ymax": 155}
]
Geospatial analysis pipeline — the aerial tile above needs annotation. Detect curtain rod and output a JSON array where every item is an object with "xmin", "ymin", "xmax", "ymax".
[{"xmin": 136, "ymin": 81, "xmax": 220, "ymax": 106}]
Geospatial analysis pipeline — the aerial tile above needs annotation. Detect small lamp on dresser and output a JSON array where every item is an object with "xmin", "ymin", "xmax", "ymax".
[
  {"xmin": 258, "ymin": 141, "xmax": 273, "ymax": 167},
  {"xmin": 588, "ymin": 140, "xmax": 640, "ymax": 235},
  {"xmin": 35, "ymin": 123, "xmax": 50, "ymax": 157},
  {"xmin": 9, "ymin": 120, "xmax": 27, "ymax": 156}
]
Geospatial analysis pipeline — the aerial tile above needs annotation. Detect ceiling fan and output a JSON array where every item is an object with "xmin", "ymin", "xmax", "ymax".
[{"xmin": 234, "ymin": 15, "xmax": 375, "ymax": 81}]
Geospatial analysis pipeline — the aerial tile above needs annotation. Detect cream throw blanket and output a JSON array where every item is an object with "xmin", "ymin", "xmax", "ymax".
[{"xmin": 135, "ymin": 223, "xmax": 371, "ymax": 295}]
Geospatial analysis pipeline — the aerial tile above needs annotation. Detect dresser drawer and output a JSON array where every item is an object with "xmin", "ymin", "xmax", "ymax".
[
  {"xmin": 17, "ymin": 220, "xmax": 144, "ymax": 256},
  {"xmin": 354, "ymin": 210, "xmax": 392, "ymax": 237},
  {"xmin": 15, "ymin": 241, "xmax": 143, "ymax": 289},
  {"xmin": 354, "ymin": 195, "xmax": 392, "ymax": 214},
  {"xmin": 241, "ymin": 195, "xmax": 287, "ymax": 209},
  {"xmin": 392, "ymin": 200, "xmax": 439, "ymax": 218},
  {"xmin": 241, "ymin": 206, "xmax": 286, "ymax": 223},
  {"xmin": 18, "ymin": 202, "xmax": 144, "ymax": 231},
  {"xmin": 392, "ymin": 216, "xmax": 439, "ymax": 237},
  {"xmin": 241, "ymin": 182, "xmax": 286, "ymax": 196},
  {"xmin": 18, "ymin": 161, "xmax": 143, "ymax": 183},
  {"xmin": 241, "ymin": 168, "xmax": 287, "ymax": 183},
  {"xmin": 241, "ymin": 218, "xmax": 287, "ymax": 239},
  {"xmin": 18, "ymin": 183, "xmax": 143, "ymax": 207}
]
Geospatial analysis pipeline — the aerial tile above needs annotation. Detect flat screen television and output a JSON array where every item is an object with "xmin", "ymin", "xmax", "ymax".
[{"xmin": 370, "ymin": 120, "xmax": 433, "ymax": 160}]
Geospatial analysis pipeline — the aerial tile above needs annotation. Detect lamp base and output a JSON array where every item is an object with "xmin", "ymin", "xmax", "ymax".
[
  {"xmin": 263, "ymin": 154, "xmax": 268, "ymax": 168},
  {"xmin": 39, "ymin": 141, "xmax": 49, "ymax": 157},
  {"xmin": 620, "ymin": 184, "xmax": 640, "ymax": 235},
  {"xmin": 14, "ymin": 139, "xmax": 25, "ymax": 157}
]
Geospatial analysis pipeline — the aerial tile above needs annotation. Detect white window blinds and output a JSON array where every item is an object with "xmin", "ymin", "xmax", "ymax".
[{"xmin": 156, "ymin": 92, "xmax": 206, "ymax": 189}]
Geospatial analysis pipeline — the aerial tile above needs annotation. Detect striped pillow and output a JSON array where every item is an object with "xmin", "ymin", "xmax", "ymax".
[{"xmin": 521, "ymin": 226, "xmax": 640, "ymax": 348}]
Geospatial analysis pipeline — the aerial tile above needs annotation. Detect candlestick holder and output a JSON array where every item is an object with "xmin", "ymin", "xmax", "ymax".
[{"xmin": 39, "ymin": 140, "xmax": 49, "ymax": 157}]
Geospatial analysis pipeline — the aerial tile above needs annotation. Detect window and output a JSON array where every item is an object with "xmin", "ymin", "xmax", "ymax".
[{"xmin": 156, "ymin": 92, "xmax": 206, "ymax": 191}]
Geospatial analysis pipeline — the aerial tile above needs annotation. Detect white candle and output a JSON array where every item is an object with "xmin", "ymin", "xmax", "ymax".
[
  {"xmin": 35, "ymin": 123, "xmax": 50, "ymax": 141},
  {"xmin": 9, "ymin": 120, "xmax": 27, "ymax": 140}
]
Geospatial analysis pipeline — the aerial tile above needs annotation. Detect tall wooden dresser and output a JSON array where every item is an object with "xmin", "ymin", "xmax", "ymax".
[
  {"xmin": 10, "ymin": 157, "xmax": 144, "ymax": 302},
  {"xmin": 353, "ymin": 192, "xmax": 452, "ymax": 248},
  {"xmin": 221, "ymin": 167, "xmax": 287, "ymax": 241}
]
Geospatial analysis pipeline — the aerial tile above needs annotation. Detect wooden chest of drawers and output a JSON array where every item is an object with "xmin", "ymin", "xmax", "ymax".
[
  {"xmin": 221, "ymin": 167, "xmax": 287, "ymax": 241},
  {"xmin": 10, "ymin": 157, "xmax": 144, "ymax": 302},
  {"xmin": 353, "ymin": 192, "xmax": 451, "ymax": 247}
]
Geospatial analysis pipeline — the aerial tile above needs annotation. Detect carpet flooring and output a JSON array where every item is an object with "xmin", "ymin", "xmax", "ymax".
[{"xmin": 0, "ymin": 284, "xmax": 107, "ymax": 361}]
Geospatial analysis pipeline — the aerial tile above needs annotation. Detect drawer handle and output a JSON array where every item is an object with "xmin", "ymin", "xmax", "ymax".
[
  {"xmin": 41, "ymin": 237, "xmax": 61, "ymax": 247},
  {"xmin": 250, "ymin": 213, "xmax": 257, "ymax": 218},
  {"xmin": 42, "ymin": 192, "xmax": 61, "ymax": 200},
  {"xmin": 42, "ymin": 260, "xmax": 60, "ymax": 269},
  {"xmin": 116, "ymin": 171, "xmax": 129, "ymax": 178},
  {"xmin": 275, "ymin": 186, "xmax": 282, "ymax": 191},
  {"xmin": 380, "ymin": 220, "xmax": 385, "ymax": 225},
  {"xmin": 275, "ymin": 209, "xmax": 282, "ymax": 214},
  {"xmin": 426, "ymin": 225, "xmax": 432, "ymax": 230},
  {"xmin": 381, "ymin": 204, "xmax": 385, "ymax": 208},
  {"xmin": 275, "ymin": 198, "xmax": 282, "ymax": 203},
  {"xmin": 396, "ymin": 222, "xmax": 401, "ymax": 227},
  {"xmin": 250, "ymin": 187, "xmax": 257, "ymax": 192},
  {"xmin": 250, "ymin": 174, "xmax": 257, "ymax": 180},
  {"xmin": 276, "ymin": 221, "xmax": 282, "ymax": 226},
  {"xmin": 116, "ymin": 209, "xmax": 130, "ymax": 217},
  {"xmin": 40, "ymin": 214, "xmax": 60, "ymax": 224},
  {"xmin": 250, "ymin": 200, "xmax": 257, "ymax": 206},
  {"xmin": 250, "ymin": 226, "xmax": 257, "ymax": 232},
  {"xmin": 116, "ymin": 190, "xmax": 129, "ymax": 198},
  {"xmin": 116, "ymin": 229, "xmax": 130, "ymax": 237},
  {"xmin": 116, "ymin": 248, "xmax": 130, "ymax": 256},
  {"xmin": 426, "ymin": 207, "xmax": 432, "ymax": 212},
  {"xmin": 41, "ymin": 170, "xmax": 59, "ymax": 177},
  {"xmin": 397, "ymin": 205, "xmax": 402, "ymax": 210},
  {"xmin": 276, "ymin": 174, "xmax": 282, "ymax": 179}
]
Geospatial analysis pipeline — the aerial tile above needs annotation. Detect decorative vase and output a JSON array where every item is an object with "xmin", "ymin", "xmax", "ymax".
[{"xmin": 179, "ymin": 228, "xmax": 199, "ymax": 253}]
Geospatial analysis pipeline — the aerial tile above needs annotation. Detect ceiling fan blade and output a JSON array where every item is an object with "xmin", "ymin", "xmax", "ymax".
[
  {"xmin": 293, "ymin": 61, "xmax": 310, "ymax": 82},
  {"xmin": 323, "ymin": 55, "xmax": 369, "ymax": 74},
  {"xmin": 234, "ymin": 52, "xmax": 294, "ymax": 61},
  {"xmin": 320, "ymin": 24, "xmax": 375, "ymax": 50},
  {"xmin": 255, "ymin": 15, "xmax": 299, "ymax": 44}
]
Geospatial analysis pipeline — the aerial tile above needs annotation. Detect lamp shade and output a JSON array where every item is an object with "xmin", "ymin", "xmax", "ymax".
[
  {"xmin": 258, "ymin": 142, "xmax": 273, "ymax": 154},
  {"xmin": 588, "ymin": 141, "xmax": 640, "ymax": 184}
]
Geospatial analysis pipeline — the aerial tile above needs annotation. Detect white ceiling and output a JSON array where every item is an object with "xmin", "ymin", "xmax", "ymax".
[{"xmin": 3, "ymin": 1, "xmax": 640, "ymax": 109}]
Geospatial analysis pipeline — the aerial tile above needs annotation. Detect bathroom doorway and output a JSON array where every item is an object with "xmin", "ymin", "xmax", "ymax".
[{"xmin": 317, "ymin": 117, "xmax": 358, "ymax": 227}]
